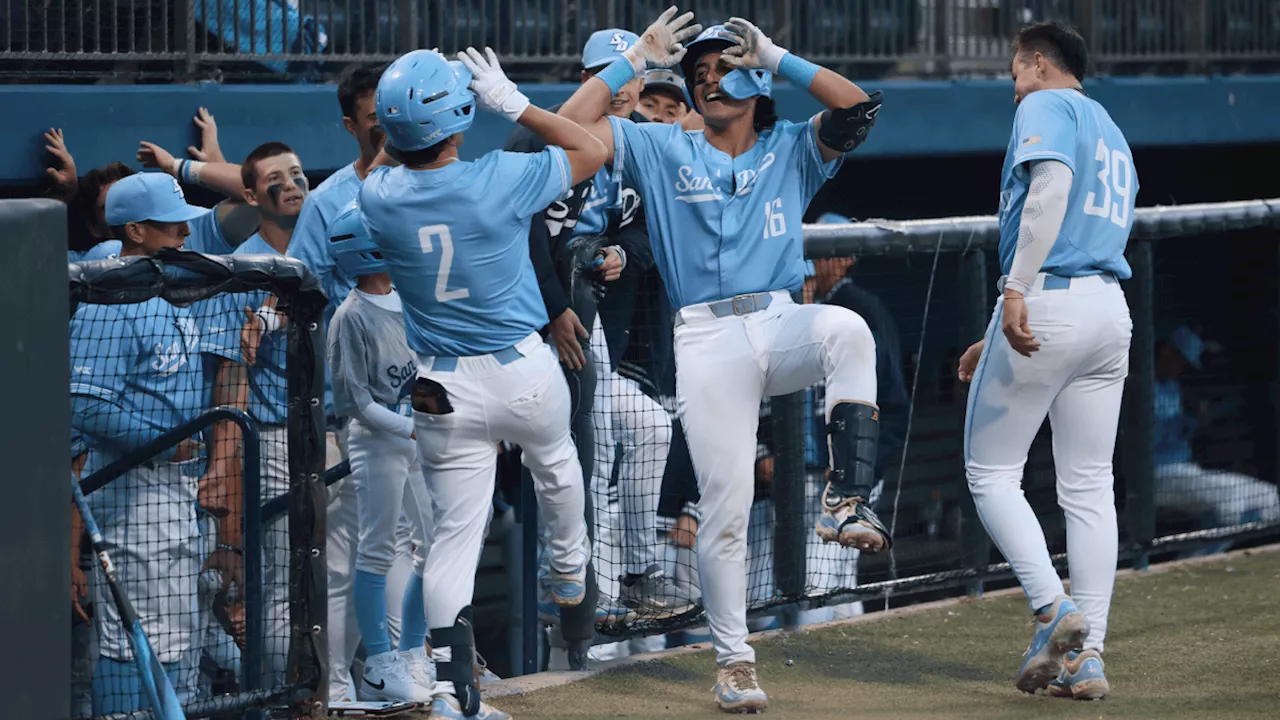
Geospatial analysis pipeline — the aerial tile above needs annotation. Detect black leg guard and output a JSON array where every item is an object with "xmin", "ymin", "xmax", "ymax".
[
  {"xmin": 431, "ymin": 606, "xmax": 480, "ymax": 716},
  {"xmin": 827, "ymin": 402, "xmax": 879, "ymax": 500}
]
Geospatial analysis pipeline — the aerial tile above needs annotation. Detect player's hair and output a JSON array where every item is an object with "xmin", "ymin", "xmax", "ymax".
[
  {"xmin": 641, "ymin": 84, "xmax": 685, "ymax": 106},
  {"xmin": 70, "ymin": 161, "xmax": 136, "ymax": 251},
  {"xmin": 753, "ymin": 96, "xmax": 778, "ymax": 132},
  {"xmin": 385, "ymin": 138, "xmax": 450, "ymax": 169},
  {"xmin": 241, "ymin": 141, "xmax": 299, "ymax": 190},
  {"xmin": 337, "ymin": 63, "xmax": 388, "ymax": 119},
  {"xmin": 1013, "ymin": 21, "xmax": 1088, "ymax": 81}
]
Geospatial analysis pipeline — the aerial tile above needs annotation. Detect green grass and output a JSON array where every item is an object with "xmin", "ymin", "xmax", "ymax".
[{"xmin": 489, "ymin": 548, "xmax": 1280, "ymax": 720}]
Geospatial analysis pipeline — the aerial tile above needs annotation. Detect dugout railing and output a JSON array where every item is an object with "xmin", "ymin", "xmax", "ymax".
[
  {"xmin": 528, "ymin": 198, "xmax": 1280, "ymax": 664},
  {"xmin": 4, "ymin": 1, "xmax": 1279, "ymax": 82},
  {"xmin": 69, "ymin": 250, "xmax": 327, "ymax": 720}
]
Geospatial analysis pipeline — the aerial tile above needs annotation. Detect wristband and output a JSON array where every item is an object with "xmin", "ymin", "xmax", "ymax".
[
  {"xmin": 257, "ymin": 306, "xmax": 284, "ymax": 333},
  {"xmin": 596, "ymin": 57, "xmax": 638, "ymax": 96},
  {"xmin": 176, "ymin": 159, "xmax": 206, "ymax": 185},
  {"xmin": 776, "ymin": 52, "xmax": 821, "ymax": 90},
  {"xmin": 217, "ymin": 543, "xmax": 243, "ymax": 556}
]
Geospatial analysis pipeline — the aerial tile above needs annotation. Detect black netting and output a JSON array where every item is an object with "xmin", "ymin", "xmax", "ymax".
[{"xmin": 69, "ymin": 250, "xmax": 325, "ymax": 719}]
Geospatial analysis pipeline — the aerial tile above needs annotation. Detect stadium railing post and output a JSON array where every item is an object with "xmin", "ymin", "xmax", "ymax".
[
  {"xmin": 1121, "ymin": 239, "xmax": 1157, "ymax": 571},
  {"xmin": 959, "ymin": 247, "xmax": 992, "ymax": 597}
]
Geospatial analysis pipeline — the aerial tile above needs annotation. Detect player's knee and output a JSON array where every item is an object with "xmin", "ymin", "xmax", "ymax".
[
  {"xmin": 965, "ymin": 464, "xmax": 1023, "ymax": 496},
  {"xmin": 824, "ymin": 309, "xmax": 875, "ymax": 359}
]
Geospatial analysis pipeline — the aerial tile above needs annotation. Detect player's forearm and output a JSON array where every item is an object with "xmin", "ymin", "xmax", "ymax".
[
  {"xmin": 216, "ymin": 510, "xmax": 244, "ymax": 550},
  {"xmin": 352, "ymin": 401, "xmax": 415, "ymax": 439},
  {"xmin": 214, "ymin": 200, "xmax": 261, "ymax": 249},
  {"xmin": 558, "ymin": 58, "xmax": 632, "ymax": 163},
  {"xmin": 518, "ymin": 105, "xmax": 607, "ymax": 185},
  {"xmin": 173, "ymin": 159, "xmax": 246, "ymax": 199},
  {"xmin": 807, "ymin": 67, "xmax": 870, "ymax": 110},
  {"xmin": 72, "ymin": 395, "xmax": 176, "ymax": 461},
  {"xmin": 1005, "ymin": 160, "xmax": 1074, "ymax": 296}
]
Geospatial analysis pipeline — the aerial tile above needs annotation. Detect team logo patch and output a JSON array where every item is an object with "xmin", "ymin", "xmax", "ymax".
[
  {"xmin": 1022, "ymin": 135, "xmax": 1041, "ymax": 146},
  {"xmin": 610, "ymin": 32, "xmax": 630, "ymax": 51}
]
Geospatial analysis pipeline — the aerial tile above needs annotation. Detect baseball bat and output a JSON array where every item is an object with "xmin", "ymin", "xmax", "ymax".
[{"xmin": 70, "ymin": 474, "xmax": 188, "ymax": 720}]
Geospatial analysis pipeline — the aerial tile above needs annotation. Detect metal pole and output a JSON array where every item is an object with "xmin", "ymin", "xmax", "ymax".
[
  {"xmin": 242, "ymin": 417, "xmax": 264, "ymax": 712},
  {"xmin": 1122, "ymin": 240, "xmax": 1156, "ymax": 571}
]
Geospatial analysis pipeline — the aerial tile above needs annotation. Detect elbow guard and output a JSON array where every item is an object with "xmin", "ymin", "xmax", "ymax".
[{"xmin": 818, "ymin": 90, "xmax": 884, "ymax": 153}]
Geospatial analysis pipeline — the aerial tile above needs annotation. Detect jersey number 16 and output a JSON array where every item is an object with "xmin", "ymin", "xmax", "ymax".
[{"xmin": 1082, "ymin": 137, "xmax": 1133, "ymax": 230}]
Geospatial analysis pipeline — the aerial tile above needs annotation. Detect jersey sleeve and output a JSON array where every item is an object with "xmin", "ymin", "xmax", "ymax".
[
  {"xmin": 607, "ymin": 116, "xmax": 677, "ymax": 191},
  {"xmin": 789, "ymin": 116, "xmax": 845, "ymax": 200},
  {"xmin": 69, "ymin": 304, "xmax": 133, "ymax": 403},
  {"xmin": 498, "ymin": 147, "xmax": 573, "ymax": 219},
  {"xmin": 184, "ymin": 206, "xmax": 234, "ymax": 256},
  {"xmin": 1011, "ymin": 91, "xmax": 1078, "ymax": 171},
  {"xmin": 192, "ymin": 294, "xmax": 243, "ymax": 364},
  {"xmin": 328, "ymin": 308, "xmax": 375, "ymax": 417},
  {"xmin": 288, "ymin": 194, "xmax": 351, "ymax": 304}
]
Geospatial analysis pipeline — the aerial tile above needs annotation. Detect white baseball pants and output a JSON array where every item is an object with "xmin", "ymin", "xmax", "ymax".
[
  {"xmin": 1154, "ymin": 461, "xmax": 1280, "ymax": 527},
  {"xmin": 588, "ymin": 315, "xmax": 672, "ymax": 576},
  {"xmin": 349, "ymin": 417, "xmax": 434, "ymax": 576},
  {"xmin": 258, "ymin": 425, "xmax": 291, "ymax": 685},
  {"xmin": 674, "ymin": 291, "xmax": 877, "ymax": 667},
  {"xmin": 965, "ymin": 273, "xmax": 1131, "ymax": 652},
  {"xmin": 413, "ymin": 334, "xmax": 589, "ymax": 697}
]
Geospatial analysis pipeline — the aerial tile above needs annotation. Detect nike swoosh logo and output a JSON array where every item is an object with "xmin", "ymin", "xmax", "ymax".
[{"xmin": 364, "ymin": 677, "xmax": 386, "ymax": 691}]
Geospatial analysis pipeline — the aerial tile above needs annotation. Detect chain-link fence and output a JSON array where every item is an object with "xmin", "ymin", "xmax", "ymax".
[
  {"xmin": 4, "ymin": 1, "xmax": 1278, "ymax": 82},
  {"xmin": 69, "ymin": 250, "xmax": 328, "ymax": 719}
]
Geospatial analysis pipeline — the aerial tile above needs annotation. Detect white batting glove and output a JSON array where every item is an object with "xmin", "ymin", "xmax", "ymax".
[
  {"xmin": 622, "ymin": 5, "xmax": 702, "ymax": 73},
  {"xmin": 722, "ymin": 17, "xmax": 787, "ymax": 74},
  {"xmin": 457, "ymin": 47, "xmax": 530, "ymax": 123}
]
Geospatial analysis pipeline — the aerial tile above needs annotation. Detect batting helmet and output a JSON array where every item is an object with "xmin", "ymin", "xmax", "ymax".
[
  {"xmin": 327, "ymin": 202, "xmax": 386, "ymax": 278},
  {"xmin": 678, "ymin": 25, "xmax": 773, "ymax": 109},
  {"xmin": 376, "ymin": 50, "xmax": 476, "ymax": 152}
]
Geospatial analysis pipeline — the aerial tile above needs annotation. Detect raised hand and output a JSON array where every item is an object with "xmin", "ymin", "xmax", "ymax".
[
  {"xmin": 623, "ymin": 5, "xmax": 701, "ymax": 72},
  {"xmin": 189, "ymin": 107, "xmax": 225, "ymax": 163},
  {"xmin": 722, "ymin": 17, "xmax": 787, "ymax": 73},
  {"xmin": 457, "ymin": 46, "xmax": 530, "ymax": 122},
  {"xmin": 44, "ymin": 128, "xmax": 78, "ymax": 194},
  {"xmin": 137, "ymin": 141, "xmax": 177, "ymax": 175}
]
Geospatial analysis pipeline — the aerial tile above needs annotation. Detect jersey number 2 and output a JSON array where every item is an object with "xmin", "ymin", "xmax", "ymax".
[
  {"xmin": 418, "ymin": 225, "xmax": 470, "ymax": 302},
  {"xmin": 1082, "ymin": 138, "xmax": 1133, "ymax": 229}
]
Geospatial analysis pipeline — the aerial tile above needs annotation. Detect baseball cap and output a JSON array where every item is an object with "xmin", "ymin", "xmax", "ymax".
[
  {"xmin": 105, "ymin": 172, "xmax": 208, "ymax": 226},
  {"xmin": 1169, "ymin": 325, "xmax": 1204, "ymax": 370},
  {"xmin": 583, "ymin": 29, "xmax": 640, "ymax": 70},
  {"xmin": 642, "ymin": 69, "xmax": 685, "ymax": 96}
]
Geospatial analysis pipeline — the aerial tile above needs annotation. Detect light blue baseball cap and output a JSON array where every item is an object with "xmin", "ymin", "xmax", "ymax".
[
  {"xmin": 583, "ymin": 29, "xmax": 640, "ymax": 69},
  {"xmin": 817, "ymin": 212, "xmax": 853, "ymax": 225},
  {"xmin": 1169, "ymin": 325, "xmax": 1204, "ymax": 370},
  {"xmin": 105, "ymin": 172, "xmax": 207, "ymax": 225}
]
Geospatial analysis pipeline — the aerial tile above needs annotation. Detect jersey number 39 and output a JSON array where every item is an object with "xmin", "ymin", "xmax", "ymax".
[
  {"xmin": 418, "ymin": 224, "xmax": 471, "ymax": 302},
  {"xmin": 1082, "ymin": 138, "xmax": 1133, "ymax": 230}
]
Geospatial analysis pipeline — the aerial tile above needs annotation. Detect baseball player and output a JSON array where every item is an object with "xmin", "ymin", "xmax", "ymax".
[
  {"xmin": 326, "ymin": 202, "xmax": 436, "ymax": 703},
  {"xmin": 359, "ymin": 47, "xmax": 603, "ymax": 719},
  {"xmin": 636, "ymin": 69, "xmax": 703, "ymax": 130},
  {"xmin": 958, "ymin": 21, "xmax": 1137, "ymax": 701},
  {"xmin": 558, "ymin": 8, "xmax": 886, "ymax": 711},
  {"xmin": 70, "ymin": 173, "xmax": 244, "ymax": 713},
  {"xmin": 204, "ymin": 141, "xmax": 311, "ymax": 686}
]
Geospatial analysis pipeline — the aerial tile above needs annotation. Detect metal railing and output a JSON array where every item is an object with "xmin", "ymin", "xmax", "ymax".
[{"xmin": 3, "ymin": 1, "xmax": 1278, "ymax": 82}]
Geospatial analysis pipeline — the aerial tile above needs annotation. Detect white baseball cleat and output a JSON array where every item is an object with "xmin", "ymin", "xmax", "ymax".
[{"xmin": 360, "ymin": 650, "xmax": 433, "ymax": 703}]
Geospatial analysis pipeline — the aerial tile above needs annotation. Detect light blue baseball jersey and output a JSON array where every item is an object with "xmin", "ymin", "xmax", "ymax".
[
  {"xmin": 206, "ymin": 233, "xmax": 290, "ymax": 426},
  {"xmin": 287, "ymin": 162, "xmax": 361, "ymax": 313},
  {"xmin": 1153, "ymin": 378, "xmax": 1193, "ymax": 466},
  {"xmin": 70, "ymin": 297, "xmax": 205, "ymax": 464},
  {"xmin": 359, "ymin": 147, "xmax": 572, "ymax": 356},
  {"xmin": 287, "ymin": 163, "xmax": 360, "ymax": 421},
  {"xmin": 69, "ymin": 240, "xmax": 123, "ymax": 263},
  {"xmin": 607, "ymin": 116, "xmax": 842, "ymax": 309},
  {"xmin": 998, "ymin": 89, "xmax": 1138, "ymax": 280},
  {"xmin": 184, "ymin": 206, "xmax": 235, "ymax": 255}
]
